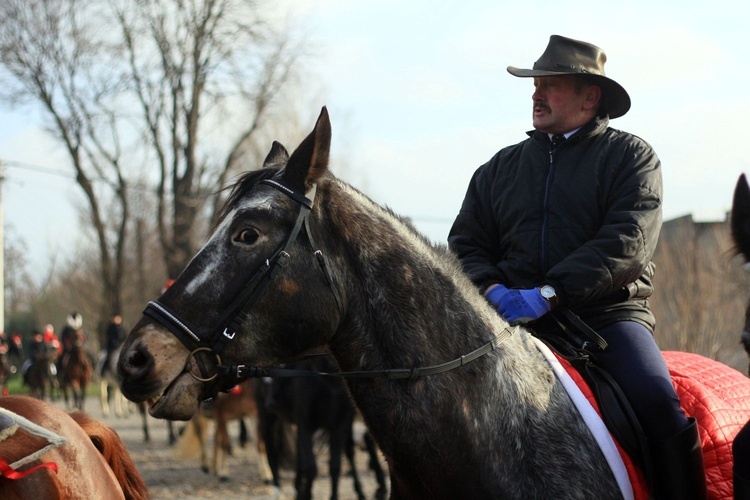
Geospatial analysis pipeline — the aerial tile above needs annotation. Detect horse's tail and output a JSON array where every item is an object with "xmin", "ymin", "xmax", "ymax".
[
  {"xmin": 70, "ymin": 410, "xmax": 150, "ymax": 500},
  {"xmin": 174, "ymin": 412, "xmax": 206, "ymax": 460}
]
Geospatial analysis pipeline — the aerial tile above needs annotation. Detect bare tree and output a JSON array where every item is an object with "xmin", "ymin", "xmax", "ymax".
[
  {"xmin": 114, "ymin": 0, "xmax": 306, "ymax": 277},
  {"xmin": 0, "ymin": 0, "xmax": 131, "ymax": 316},
  {"xmin": 0, "ymin": 0, "xmax": 308, "ymax": 318},
  {"xmin": 4, "ymin": 225, "xmax": 36, "ymax": 319}
]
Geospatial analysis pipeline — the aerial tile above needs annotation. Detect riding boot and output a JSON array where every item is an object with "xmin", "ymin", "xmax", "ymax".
[
  {"xmin": 736, "ymin": 471, "xmax": 750, "ymax": 500},
  {"xmin": 648, "ymin": 417, "xmax": 707, "ymax": 500}
]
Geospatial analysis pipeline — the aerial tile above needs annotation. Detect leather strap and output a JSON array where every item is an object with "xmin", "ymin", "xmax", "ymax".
[{"xmin": 217, "ymin": 326, "xmax": 517, "ymax": 382}]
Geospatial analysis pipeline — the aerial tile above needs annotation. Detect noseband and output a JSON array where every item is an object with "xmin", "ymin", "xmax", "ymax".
[{"xmin": 142, "ymin": 179, "xmax": 342, "ymax": 382}]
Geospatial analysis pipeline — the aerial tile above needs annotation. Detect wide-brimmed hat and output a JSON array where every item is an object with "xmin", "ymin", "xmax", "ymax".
[{"xmin": 507, "ymin": 35, "xmax": 631, "ymax": 119}]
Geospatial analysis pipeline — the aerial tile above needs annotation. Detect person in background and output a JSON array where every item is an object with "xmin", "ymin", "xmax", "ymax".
[
  {"xmin": 449, "ymin": 35, "xmax": 704, "ymax": 499},
  {"xmin": 101, "ymin": 313, "xmax": 126, "ymax": 376},
  {"xmin": 22, "ymin": 330, "xmax": 46, "ymax": 384},
  {"xmin": 42, "ymin": 323, "xmax": 62, "ymax": 357},
  {"xmin": 59, "ymin": 311, "xmax": 85, "ymax": 371}
]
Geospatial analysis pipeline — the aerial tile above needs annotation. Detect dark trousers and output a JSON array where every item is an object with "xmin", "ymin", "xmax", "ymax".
[{"xmin": 594, "ymin": 321, "xmax": 689, "ymax": 439}]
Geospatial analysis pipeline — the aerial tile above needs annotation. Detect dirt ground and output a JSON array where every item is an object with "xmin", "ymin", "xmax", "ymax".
[{"xmin": 55, "ymin": 395, "xmax": 389, "ymax": 499}]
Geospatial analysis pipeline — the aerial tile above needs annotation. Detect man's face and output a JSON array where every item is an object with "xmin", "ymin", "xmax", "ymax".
[{"xmin": 532, "ymin": 76, "xmax": 598, "ymax": 134}]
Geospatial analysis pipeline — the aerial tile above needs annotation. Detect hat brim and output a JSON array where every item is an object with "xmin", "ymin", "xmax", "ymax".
[{"xmin": 506, "ymin": 66, "xmax": 631, "ymax": 119}]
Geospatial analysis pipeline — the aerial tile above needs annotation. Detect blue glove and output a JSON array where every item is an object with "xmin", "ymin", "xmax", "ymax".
[{"xmin": 485, "ymin": 286, "xmax": 551, "ymax": 325}]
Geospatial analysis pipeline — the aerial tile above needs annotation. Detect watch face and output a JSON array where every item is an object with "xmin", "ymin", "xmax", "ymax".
[{"xmin": 541, "ymin": 285, "xmax": 556, "ymax": 299}]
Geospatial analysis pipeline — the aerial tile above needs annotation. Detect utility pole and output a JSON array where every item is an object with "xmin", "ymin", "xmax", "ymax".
[{"xmin": 0, "ymin": 161, "xmax": 5, "ymax": 334}]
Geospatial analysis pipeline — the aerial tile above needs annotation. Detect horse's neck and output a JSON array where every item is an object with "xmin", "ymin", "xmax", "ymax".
[
  {"xmin": 324, "ymin": 181, "xmax": 554, "ymax": 385},
  {"xmin": 331, "ymin": 190, "xmax": 496, "ymax": 352}
]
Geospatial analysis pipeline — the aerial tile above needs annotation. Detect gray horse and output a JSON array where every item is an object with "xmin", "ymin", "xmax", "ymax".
[{"xmin": 118, "ymin": 107, "xmax": 638, "ymax": 498}]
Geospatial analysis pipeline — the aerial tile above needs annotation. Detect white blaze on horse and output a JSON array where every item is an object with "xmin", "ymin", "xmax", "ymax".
[{"xmin": 118, "ymin": 107, "xmax": 750, "ymax": 499}]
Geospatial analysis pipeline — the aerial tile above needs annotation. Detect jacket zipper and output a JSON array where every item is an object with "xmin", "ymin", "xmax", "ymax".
[{"xmin": 541, "ymin": 145, "xmax": 557, "ymax": 271}]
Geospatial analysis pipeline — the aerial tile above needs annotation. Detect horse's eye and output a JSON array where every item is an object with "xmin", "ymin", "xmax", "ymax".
[{"xmin": 235, "ymin": 228, "xmax": 259, "ymax": 245}]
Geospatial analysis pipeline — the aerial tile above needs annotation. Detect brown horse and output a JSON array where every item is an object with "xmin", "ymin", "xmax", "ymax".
[
  {"xmin": 176, "ymin": 379, "xmax": 270, "ymax": 482},
  {"xmin": 59, "ymin": 329, "xmax": 93, "ymax": 410},
  {"xmin": 0, "ymin": 396, "xmax": 148, "ymax": 499},
  {"xmin": 26, "ymin": 346, "xmax": 59, "ymax": 401}
]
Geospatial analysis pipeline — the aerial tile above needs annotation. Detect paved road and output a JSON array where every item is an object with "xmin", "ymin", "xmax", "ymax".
[{"xmin": 53, "ymin": 395, "xmax": 388, "ymax": 499}]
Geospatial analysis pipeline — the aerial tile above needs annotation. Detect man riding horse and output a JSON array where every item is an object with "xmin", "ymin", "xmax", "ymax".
[{"xmin": 449, "ymin": 35, "xmax": 705, "ymax": 498}]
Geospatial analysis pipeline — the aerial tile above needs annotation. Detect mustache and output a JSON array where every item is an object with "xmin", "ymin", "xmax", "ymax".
[{"xmin": 534, "ymin": 103, "xmax": 550, "ymax": 113}]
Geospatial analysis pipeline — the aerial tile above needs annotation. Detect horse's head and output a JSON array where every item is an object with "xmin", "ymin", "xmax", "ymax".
[
  {"xmin": 118, "ymin": 107, "xmax": 343, "ymax": 420},
  {"xmin": 731, "ymin": 174, "xmax": 750, "ymax": 375}
]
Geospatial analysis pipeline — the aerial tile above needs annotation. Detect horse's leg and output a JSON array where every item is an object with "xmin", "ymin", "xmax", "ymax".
[
  {"xmin": 343, "ymin": 423, "xmax": 366, "ymax": 500},
  {"xmin": 76, "ymin": 382, "xmax": 82, "ymax": 410},
  {"xmin": 239, "ymin": 418, "xmax": 248, "ymax": 449},
  {"xmin": 296, "ymin": 427, "xmax": 316, "ymax": 500},
  {"xmin": 364, "ymin": 430, "xmax": 387, "ymax": 499},
  {"xmin": 328, "ymin": 428, "xmax": 346, "ymax": 500},
  {"xmin": 167, "ymin": 420, "xmax": 177, "ymax": 445},
  {"xmin": 215, "ymin": 415, "xmax": 230, "ymax": 481},
  {"xmin": 138, "ymin": 403, "xmax": 150, "ymax": 442},
  {"xmin": 254, "ymin": 417, "xmax": 275, "ymax": 484},
  {"xmin": 80, "ymin": 379, "xmax": 87, "ymax": 411},
  {"xmin": 101, "ymin": 380, "xmax": 110, "ymax": 417},
  {"xmin": 114, "ymin": 384, "xmax": 124, "ymax": 417},
  {"xmin": 258, "ymin": 411, "xmax": 281, "ymax": 488},
  {"xmin": 194, "ymin": 414, "xmax": 210, "ymax": 474}
]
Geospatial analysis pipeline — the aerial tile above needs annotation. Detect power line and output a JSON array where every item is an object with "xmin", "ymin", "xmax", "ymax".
[{"xmin": 2, "ymin": 160, "xmax": 76, "ymax": 179}]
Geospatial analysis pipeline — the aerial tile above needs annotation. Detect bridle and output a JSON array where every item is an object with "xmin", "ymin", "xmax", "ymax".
[
  {"xmin": 142, "ymin": 178, "xmax": 342, "ymax": 385},
  {"xmin": 141, "ymin": 177, "xmax": 517, "ymax": 388}
]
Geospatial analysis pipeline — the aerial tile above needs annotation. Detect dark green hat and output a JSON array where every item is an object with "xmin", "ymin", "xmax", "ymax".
[{"xmin": 507, "ymin": 35, "xmax": 631, "ymax": 119}]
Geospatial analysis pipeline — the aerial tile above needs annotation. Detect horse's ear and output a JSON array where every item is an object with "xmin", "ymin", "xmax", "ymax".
[
  {"xmin": 731, "ymin": 174, "xmax": 750, "ymax": 260},
  {"xmin": 283, "ymin": 107, "xmax": 331, "ymax": 191},
  {"xmin": 263, "ymin": 141, "xmax": 289, "ymax": 168}
]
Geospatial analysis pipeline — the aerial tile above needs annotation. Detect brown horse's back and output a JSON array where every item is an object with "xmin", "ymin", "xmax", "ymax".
[{"xmin": 0, "ymin": 396, "xmax": 147, "ymax": 500}]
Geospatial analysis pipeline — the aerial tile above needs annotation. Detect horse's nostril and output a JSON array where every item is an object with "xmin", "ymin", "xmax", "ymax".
[
  {"xmin": 119, "ymin": 343, "xmax": 154, "ymax": 380},
  {"xmin": 127, "ymin": 348, "xmax": 148, "ymax": 369}
]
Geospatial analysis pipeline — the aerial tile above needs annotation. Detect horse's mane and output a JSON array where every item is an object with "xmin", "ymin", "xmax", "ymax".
[
  {"xmin": 69, "ymin": 411, "xmax": 149, "ymax": 500},
  {"xmin": 216, "ymin": 167, "xmax": 281, "ymax": 227}
]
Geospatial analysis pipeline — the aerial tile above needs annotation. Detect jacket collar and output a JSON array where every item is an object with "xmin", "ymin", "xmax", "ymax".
[{"xmin": 528, "ymin": 116, "xmax": 609, "ymax": 144}]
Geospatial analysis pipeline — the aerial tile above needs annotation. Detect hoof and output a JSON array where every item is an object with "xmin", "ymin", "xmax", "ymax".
[{"xmin": 219, "ymin": 475, "xmax": 230, "ymax": 483}]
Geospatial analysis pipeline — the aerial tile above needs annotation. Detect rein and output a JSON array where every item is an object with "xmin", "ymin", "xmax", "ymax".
[
  {"xmin": 142, "ymin": 177, "xmax": 517, "ymax": 387},
  {"xmin": 216, "ymin": 325, "xmax": 518, "ymax": 381}
]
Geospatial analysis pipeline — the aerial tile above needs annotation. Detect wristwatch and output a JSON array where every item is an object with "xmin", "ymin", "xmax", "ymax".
[{"xmin": 539, "ymin": 285, "xmax": 559, "ymax": 308}]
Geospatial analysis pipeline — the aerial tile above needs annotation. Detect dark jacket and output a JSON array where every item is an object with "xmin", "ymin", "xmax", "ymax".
[
  {"xmin": 105, "ymin": 322, "xmax": 126, "ymax": 352},
  {"xmin": 448, "ymin": 117, "xmax": 662, "ymax": 331}
]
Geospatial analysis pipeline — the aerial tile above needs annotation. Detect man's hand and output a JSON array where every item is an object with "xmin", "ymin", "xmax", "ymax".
[{"xmin": 485, "ymin": 285, "xmax": 551, "ymax": 325}]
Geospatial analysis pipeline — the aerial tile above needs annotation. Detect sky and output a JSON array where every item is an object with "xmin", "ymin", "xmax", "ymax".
[{"xmin": 1, "ymin": 0, "xmax": 749, "ymax": 277}]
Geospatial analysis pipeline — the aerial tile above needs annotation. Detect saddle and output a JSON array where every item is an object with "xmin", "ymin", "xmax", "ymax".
[{"xmin": 529, "ymin": 309, "xmax": 653, "ymax": 486}]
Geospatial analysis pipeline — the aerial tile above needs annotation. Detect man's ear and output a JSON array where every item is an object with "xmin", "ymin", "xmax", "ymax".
[{"xmin": 583, "ymin": 85, "xmax": 602, "ymax": 110}]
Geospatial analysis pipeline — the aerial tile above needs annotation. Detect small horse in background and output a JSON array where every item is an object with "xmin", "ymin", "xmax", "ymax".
[
  {"xmin": 176, "ymin": 379, "xmax": 269, "ymax": 482},
  {"xmin": 0, "ymin": 344, "xmax": 14, "ymax": 396},
  {"xmin": 25, "ymin": 345, "xmax": 59, "ymax": 401},
  {"xmin": 99, "ymin": 346, "xmax": 133, "ymax": 419},
  {"xmin": 255, "ymin": 356, "xmax": 387, "ymax": 500},
  {"xmin": 58, "ymin": 328, "xmax": 92, "ymax": 410},
  {"xmin": 0, "ymin": 396, "xmax": 148, "ymax": 499}
]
